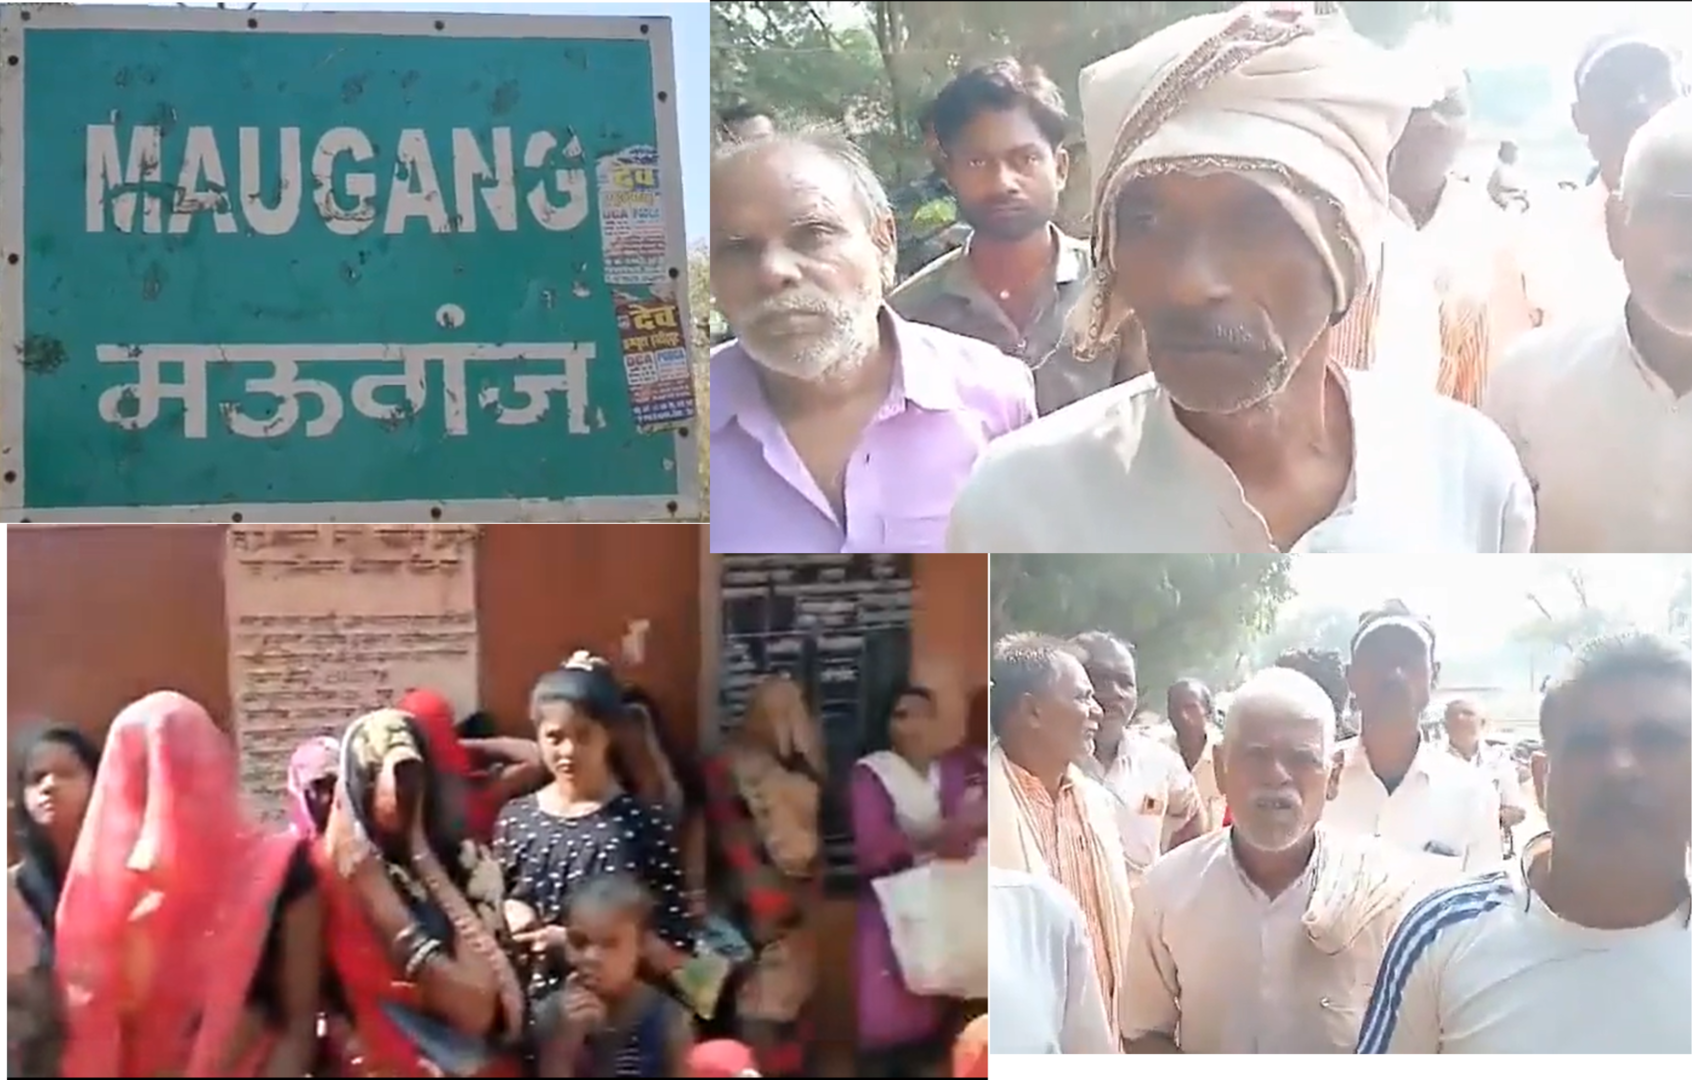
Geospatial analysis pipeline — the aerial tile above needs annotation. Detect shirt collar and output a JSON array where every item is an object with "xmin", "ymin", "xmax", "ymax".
[
  {"xmin": 1342, "ymin": 733, "xmax": 1440, "ymax": 781},
  {"xmin": 1517, "ymin": 830, "xmax": 1692, "ymax": 926},
  {"xmin": 1616, "ymin": 303, "xmax": 1692, "ymax": 402},
  {"xmin": 1226, "ymin": 824, "xmax": 1327, "ymax": 900},
  {"xmin": 1446, "ymin": 741, "xmax": 1496, "ymax": 766},
  {"xmin": 1006, "ymin": 753, "xmax": 1077, "ymax": 798},
  {"xmin": 710, "ymin": 306, "xmax": 961, "ymax": 437},
  {"xmin": 949, "ymin": 224, "xmax": 1089, "ymax": 293},
  {"xmin": 1083, "ymin": 727, "xmax": 1157, "ymax": 776},
  {"xmin": 1152, "ymin": 365, "xmax": 1373, "ymax": 507}
]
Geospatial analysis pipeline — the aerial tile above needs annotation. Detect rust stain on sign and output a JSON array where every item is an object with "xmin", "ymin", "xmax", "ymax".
[{"xmin": 224, "ymin": 524, "xmax": 482, "ymax": 823}]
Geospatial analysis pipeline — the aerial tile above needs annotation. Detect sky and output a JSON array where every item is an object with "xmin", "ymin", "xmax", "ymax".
[
  {"xmin": 164, "ymin": 0, "xmax": 709, "ymax": 240},
  {"xmin": 1450, "ymin": 1, "xmax": 1692, "ymax": 71},
  {"xmin": 1284, "ymin": 555, "xmax": 1689, "ymax": 656}
]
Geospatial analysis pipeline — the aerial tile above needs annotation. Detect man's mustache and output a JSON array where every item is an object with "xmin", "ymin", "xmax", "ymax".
[
  {"xmin": 1143, "ymin": 309, "xmax": 1271, "ymax": 355},
  {"xmin": 746, "ymin": 292, "xmax": 836, "ymax": 320},
  {"xmin": 1587, "ymin": 785, "xmax": 1656, "ymax": 821}
]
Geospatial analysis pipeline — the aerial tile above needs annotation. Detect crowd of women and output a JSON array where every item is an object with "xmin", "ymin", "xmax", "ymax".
[
  {"xmin": 6, "ymin": 656, "xmax": 994, "ymax": 1076},
  {"xmin": 5, "ymin": 653, "xmax": 989, "ymax": 1079}
]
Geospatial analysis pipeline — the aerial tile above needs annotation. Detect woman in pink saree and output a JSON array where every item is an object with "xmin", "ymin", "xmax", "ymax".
[
  {"xmin": 286, "ymin": 735, "xmax": 340, "ymax": 840},
  {"xmin": 53, "ymin": 691, "xmax": 308, "ymax": 1078},
  {"xmin": 852, "ymin": 685, "xmax": 988, "ymax": 1075}
]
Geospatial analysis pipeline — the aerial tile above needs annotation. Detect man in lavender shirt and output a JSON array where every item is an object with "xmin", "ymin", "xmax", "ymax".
[{"xmin": 709, "ymin": 128, "xmax": 1036, "ymax": 553}]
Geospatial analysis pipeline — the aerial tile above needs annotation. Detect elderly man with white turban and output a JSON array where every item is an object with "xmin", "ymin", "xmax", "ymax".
[{"xmin": 945, "ymin": 4, "xmax": 1535, "ymax": 555}]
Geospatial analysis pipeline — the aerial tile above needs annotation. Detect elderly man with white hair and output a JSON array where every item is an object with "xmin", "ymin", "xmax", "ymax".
[
  {"xmin": 1116, "ymin": 667, "xmax": 1454, "ymax": 1053},
  {"xmin": 1482, "ymin": 95, "xmax": 1692, "ymax": 554},
  {"xmin": 709, "ymin": 128, "xmax": 1036, "ymax": 554},
  {"xmin": 946, "ymin": 4, "xmax": 1534, "ymax": 554}
]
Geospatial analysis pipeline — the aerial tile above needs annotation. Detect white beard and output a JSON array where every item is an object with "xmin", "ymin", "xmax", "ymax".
[{"xmin": 733, "ymin": 283, "xmax": 882, "ymax": 383}]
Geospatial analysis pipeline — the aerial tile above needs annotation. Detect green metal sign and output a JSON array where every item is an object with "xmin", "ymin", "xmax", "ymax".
[{"xmin": 0, "ymin": 4, "xmax": 698, "ymax": 521}]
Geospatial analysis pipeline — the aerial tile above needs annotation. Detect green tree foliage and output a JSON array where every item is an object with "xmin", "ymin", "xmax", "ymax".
[
  {"xmin": 1251, "ymin": 604, "xmax": 1358, "ymax": 666},
  {"xmin": 711, "ymin": 2, "xmax": 1454, "ymax": 191},
  {"xmin": 990, "ymin": 554, "xmax": 1295, "ymax": 704},
  {"xmin": 687, "ymin": 242, "xmax": 711, "ymax": 509}
]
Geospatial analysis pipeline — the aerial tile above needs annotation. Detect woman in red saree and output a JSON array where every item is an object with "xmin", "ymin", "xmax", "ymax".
[
  {"xmin": 315, "ymin": 707, "xmax": 529, "ymax": 1078},
  {"xmin": 53, "ymin": 691, "xmax": 310, "ymax": 1077},
  {"xmin": 399, "ymin": 689, "xmax": 543, "ymax": 845}
]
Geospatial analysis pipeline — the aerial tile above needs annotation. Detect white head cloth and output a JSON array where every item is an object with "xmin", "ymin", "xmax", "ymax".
[{"xmin": 1072, "ymin": 3, "xmax": 1431, "ymax": 358}]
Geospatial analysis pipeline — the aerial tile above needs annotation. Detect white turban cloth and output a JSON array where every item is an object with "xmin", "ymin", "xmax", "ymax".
[{"xmin": 1070, "ymin": 4, "xmax": 1430, "ymax": 359}]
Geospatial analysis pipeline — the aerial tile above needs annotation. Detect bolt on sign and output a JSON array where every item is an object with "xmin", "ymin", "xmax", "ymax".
[{"xmin": 0, "ymin": 4, "xmax": 699, "ymax": 522}]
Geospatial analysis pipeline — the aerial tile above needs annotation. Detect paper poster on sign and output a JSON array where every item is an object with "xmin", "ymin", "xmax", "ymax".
[
  {"xmin": 596, "ymin": 145, "xmax": 669, "ymax": 286},
  {"xmin": 615, "ymin": 293, "xmax": 696, "ymax": 432}
]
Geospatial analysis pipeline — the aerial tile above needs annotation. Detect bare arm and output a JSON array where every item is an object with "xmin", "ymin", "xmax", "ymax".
[
  {"xmin": 465, "ymin": 737, "xmax": 550, "ymax": 804},
  {"xmin": 355, "ymin": 869, "xmax": 501, "ymax": 1038},
  {"xmin": 1160, "ymin": 747, "xmax": 1203, "ymax": 852},
  {"xmin": 261, "ymin": 889, "xmax": 324, "ymax": 1078}
]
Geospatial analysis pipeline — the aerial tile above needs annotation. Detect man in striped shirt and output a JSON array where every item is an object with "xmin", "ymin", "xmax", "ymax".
[{"xmin": 1356, "ymin": 633, "xmax": 1692, "ymax": 1053}]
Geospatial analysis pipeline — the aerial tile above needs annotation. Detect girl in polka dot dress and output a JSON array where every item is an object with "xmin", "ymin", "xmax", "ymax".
[{"xmin": 494, "ymin": 653, "xmax": 726, "ymax": 1065}]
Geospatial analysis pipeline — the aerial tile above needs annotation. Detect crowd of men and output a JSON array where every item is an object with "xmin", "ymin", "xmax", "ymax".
[
  {"xmin": 983, "ymin": 609, "xmax": 1691, "ymax": 1054},
  {"xmin": 707, "ymin": 3, "xmax": 1689, "ymax": 555}
]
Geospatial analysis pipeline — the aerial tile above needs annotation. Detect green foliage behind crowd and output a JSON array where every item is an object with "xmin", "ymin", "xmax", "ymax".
[
  {"xmin": 992, "ymin": 554, "xmax": 1296, "ymax": 706},
  {"xmin": 711, "ymin": 2, "xmax": 1453, "ymax": 190}
]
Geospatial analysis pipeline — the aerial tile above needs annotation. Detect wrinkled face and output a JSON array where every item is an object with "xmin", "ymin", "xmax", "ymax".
[
  {"xmin": 1574, "ymin": 46, "xmax": 1683, "ymax": 189},
  {"xmin": 1026, "ymin": 652, "xmax": 1102, "ymax": 762},
  {"xmin": 1389, "ymin": 92, "xmax": 1470, "ymax": 201},
  {"xmin": 535, "ymin": 701, "xmax": 612, "ymax": 786},
  {"xmin": 21, "ymin": 738, "xmax": 95, "ymax": 839},
  {"xmin": 1615, "ymin": 176, "xmax": 1692, "ymax": 336},
  {"xmin": 711, "ymin": 142, "xmax": 892, "ymax": 383},
  {"xmin": 1167, "ymin": 683, "xmax": 1209, "ymax": 737},
  {"xmin": 1543, "ymin": 674, "xmax": 1691, "ymax": 862},
  {"xmin": 1347, "ymin": 626, "xmax": 1434, "ymax": 729},
  {"xmin": 565, "ymin": 904, "xmax": 643, "ymax": 995},
  {"xmin": 1443, "ymin": 704, "xmax": 1482, "ymax": 754},
  {"xmin": 1111, "ymin": 170, "xmax": 1335, "ymax": 413},
  {"xmin": 1220, "ymin": 703, "xmax": 1329, "ymax": 853},
  {"xmin": 1081, "ymin": 640, "xmax": 1138, "ymax": 736},
  {"xmin": 942, "ymin": 106, "xmax": 1067, "ymax": 243}
]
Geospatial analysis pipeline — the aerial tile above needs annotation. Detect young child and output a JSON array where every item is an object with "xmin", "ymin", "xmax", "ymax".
[
  {"xmin": 539, "ymin": 874, "xmax": 695, "ymax": 1077},
  {"xmin": 495, "ymin": 657, "xmax": 727, "ymax": 1022}
]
